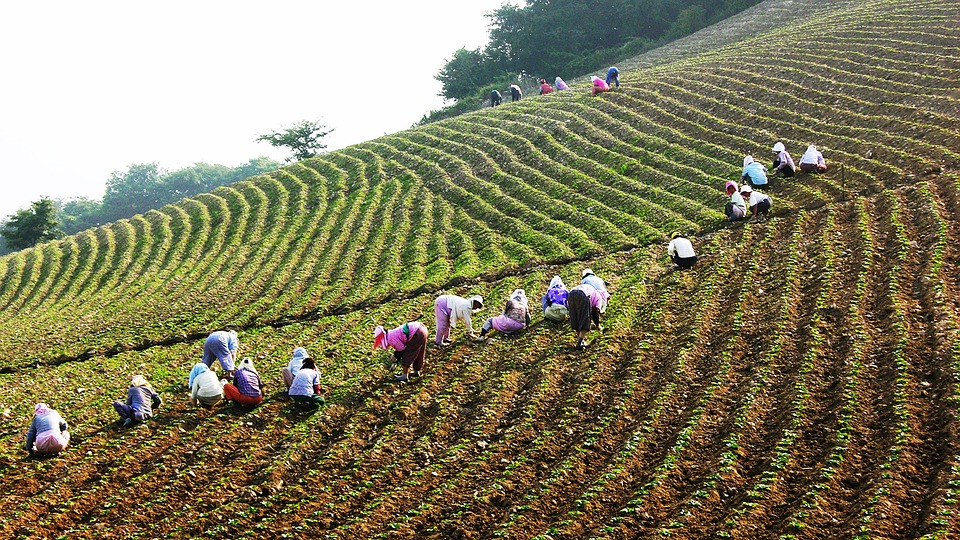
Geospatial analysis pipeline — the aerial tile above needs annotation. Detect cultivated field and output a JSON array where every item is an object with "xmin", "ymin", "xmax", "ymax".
[{"xmin": 0, "ymin": 0, "xmax": 958, "ymax": 538}]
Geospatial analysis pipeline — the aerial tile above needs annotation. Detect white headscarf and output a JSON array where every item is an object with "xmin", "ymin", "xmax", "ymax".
[
  {"xmin": 510, "ymin": 289, "xmax": 528, "ymax": 307},
  {"xmin": 801, "ymin": 145, "xmax": 821, "ymax": 163},
  {"xmin": 743, "ymin": 155, "xmax": 754, "ymax": 167},
  {"xmin": 239, "ymin": 357, "xmax": 257, "ymax": 373},
  {"xmin": 772, "ymin": 142, "xmax": 785, "ymax": 152},
  {"xmin": 549, "ymin": 276, "xmax": 565, "ymax": 290}
]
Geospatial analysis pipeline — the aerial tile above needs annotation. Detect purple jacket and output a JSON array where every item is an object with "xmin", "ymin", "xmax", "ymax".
[{"xmin": 127, "ymin": 385, "xmax": 162, "ymax": 418}]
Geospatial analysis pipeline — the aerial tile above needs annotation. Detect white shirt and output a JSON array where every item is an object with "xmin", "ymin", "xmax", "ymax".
[
  {"xmin": 289, "ymin": 368, "xmax": 321, "ymax": 397},
  {"xmin": 668, "ymin": 237, "xmax": 696, "ymax": 258},
  {"xmin": 748, "ymin": 191, "xmax": 771, "ymax": 207},
  {"xmin": 442, "ymin": 295, "xmax": 476, "ymax": 332},
  {"xmin": 191, "ymin": 370, "xmax": 223, "ymax": 399}
]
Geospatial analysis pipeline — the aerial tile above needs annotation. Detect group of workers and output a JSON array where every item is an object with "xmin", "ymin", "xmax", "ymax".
[
  {"xmin": 24, "ymin": 236, "xmax": 702, "ymax": 456},
  {"xmin": 724, "ymin": 141, "xmax": 828, "ymax": 223},
  {"xmin": 22, "ymin": 69, "xmax": 832, "ymax": 456},
  {"xmin": 372, "ymin": 267, "xmax": 613, "ymax": 387},
  {"xmin": 490, "ymin": 67, "xmax": 619, "ymax": 106}
]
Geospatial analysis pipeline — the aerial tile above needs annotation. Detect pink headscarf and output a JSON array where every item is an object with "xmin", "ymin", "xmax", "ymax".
[
  {"xmin": 373, "ymin": 326, "xmax": 387, "ymax": 350},
  {"xmin": 34, "ymin": 403, "xmax": 50, "ymax": 416},
  {"xmin": 725, "ymin": 181, "xmax": 739, "ymax": 194}
]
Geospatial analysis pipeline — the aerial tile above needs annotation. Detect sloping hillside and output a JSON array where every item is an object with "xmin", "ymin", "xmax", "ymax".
[{"xmin": 0, "ymin": 0, "xmax": 958, "ymax": 537}]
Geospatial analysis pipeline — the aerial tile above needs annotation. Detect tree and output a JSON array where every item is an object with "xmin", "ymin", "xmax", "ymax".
[
  {"xmin": 1, "ymin": 198, "xmax": 63, "ymax": 251},
  {"xmin": 57, "ymin": 196, "xmax": 103, "ymax": 235},
  {"xmin": 437, "ymin": 48, "xmax": 493, "ymax": 101},
  {"xmin": 256, "ymin": 120, "xmax": 334, "ymax": 162},
  {"xmin": 101, "ymin": 163, "xmax": 166, "ymax": 223}
]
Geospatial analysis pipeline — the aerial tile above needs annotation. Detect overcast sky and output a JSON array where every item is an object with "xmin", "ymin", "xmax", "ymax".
[{"xmin": 0, "ymin": 1, "xmax": 512, "ymax": 218}]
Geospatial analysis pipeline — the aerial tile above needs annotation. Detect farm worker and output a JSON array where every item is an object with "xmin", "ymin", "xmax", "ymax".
[
  {"xmin": 288, "ymin": 357, "xmax": 325, "ymax": 408},
  {"xmin": 282, "ymin": 347, "xmax": 311, "ymax": 390},
  {"xmin": 509, "ymin": 84, "xmax": 522, "ymax": 101},
  {"xmin": 798, "ymin": 144, "xmax": 828, "ymax": 173},
  {"xmin": 580, "ymin": 268, "xmax": 609, "ymax": 298},
  {"xmin": 539, "ymin": 78, "xmax": 554, "ymax": 95},
  {"xmin": 740, "ymin": 156, "xmax": 768, "ymax": 188},
  {"xmin": 113, "ymin": 375, "xmax": 162, "ymax": 428},
  {"xmin": 224, "ymin": 357, "xmax": 264, "ymax": 406},
  {"xmin": 490, "ymin": 89, "xmax": 502, "ymax": 107},
  {"xmin": 202, "ymin": 329, "xmax": 239, "ymax": 374},
  {"xmin": 374, "ymin": 321, "xmax": 429, "ymax": 383},
  {"xmin": 190, "ymin": 362, "xmax": 224, "ymax": 408},
  {"xmin": 771, "ymin": 142, "xmax": 796, "ymax": 177},
  {"xmin": 667, "ymin": 232, "xmax": 698, "ymax": 270},
  {"xmin": 24, "ymin": 403, "xmax": 69, "ymax": 456},
  {"xmin": 724, "ymin": 181, "xmax": 747, "ymax": 221},
  {"xmin": 555, "ymin": 76, "xmax": 570, "ymax": 91},
  {"xmin": 567, "ymin": 283, "xmax": 606, "ymax": 350},
  {"xmin": 591, "ymin": 76, "xmax": 610, "ymax": 96},
  {"xmin": 541, "ymin": 276, "xmax": 569, "ymax": 323},
  {"xmin": 740, "ymin": 185, "xmax": 773, "ymax": 222},
  {"xmin": 476, "ymin": 289, "xmax": 531, "ymax": 341},
  {"xmin": 606, "ymin": 66, "xmax": 620, "ymax": 87},
  {"xmin": 434, "ymin": 294, "xmax": 484, "ymax": 347}
]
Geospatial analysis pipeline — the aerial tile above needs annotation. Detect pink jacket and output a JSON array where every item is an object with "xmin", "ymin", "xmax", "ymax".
[{"xmin": 385, "ymin": 322, "xmax": 427, "ymax": 351}]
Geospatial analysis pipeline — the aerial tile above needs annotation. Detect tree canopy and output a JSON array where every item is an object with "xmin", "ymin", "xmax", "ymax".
[
  {"xmin": 0, "ymin": 198, "xmax": 62, "ymax": 251},
  {"xmin": 256, "ymin": 120, "xmax": 334, "ymax": 162},
  {"xmin": 433, "ymin": 0, "xmax": 762, "ymax": 105},
  {"xmin": 48, "ymin": 157, "xmax": 282, "ymax": 238}
]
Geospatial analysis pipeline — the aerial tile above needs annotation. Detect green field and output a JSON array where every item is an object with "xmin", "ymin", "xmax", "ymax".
[{"xmin": 1, "ymin": 0, "xmax": 958, "ymax": 537}]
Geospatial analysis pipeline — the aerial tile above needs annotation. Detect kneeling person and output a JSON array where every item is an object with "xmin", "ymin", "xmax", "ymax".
[
  {"xmin": 224, "ymin": 357, "xmax": 264, "ymax": 406},
  {"xmin": 668, "ymin": 233, "xmax": 698, "ymax": 270},
  {"xmin": 25, "ymin": 403, "xmax": 70, "ymax": 456}
]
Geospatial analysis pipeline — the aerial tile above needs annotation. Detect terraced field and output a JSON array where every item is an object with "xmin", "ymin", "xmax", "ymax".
[{"xmin": 0, "ymin": 0, "xmax": 958, "ymax": 537}]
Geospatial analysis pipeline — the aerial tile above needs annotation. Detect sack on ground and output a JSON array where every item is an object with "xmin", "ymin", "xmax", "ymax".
[{"xmin": 544, "ymin": 304, "xmax": 568, "ymax": 323}]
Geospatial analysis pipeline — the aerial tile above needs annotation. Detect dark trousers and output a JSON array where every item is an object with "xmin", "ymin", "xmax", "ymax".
[
  {"xmin": 752, "ymin": 199, "xmax": 771, "ymax": 216},
  {"xmin": 672, "ymin": 255, "xmax": 698, "ymax": 269},
  {"xmin": 400, "ymin": 326, "xmax": 427, "ymax": 372}
]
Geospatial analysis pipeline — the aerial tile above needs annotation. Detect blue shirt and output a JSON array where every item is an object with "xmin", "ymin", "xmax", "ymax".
[{"xmin": 742, "ymin": 162, "xmax": 768, "ymax": 186}]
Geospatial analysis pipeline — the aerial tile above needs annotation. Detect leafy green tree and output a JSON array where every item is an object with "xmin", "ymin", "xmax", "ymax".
[
  {"xmin": 229, "ymin": 157, "xmax": 281, "ymax": 183},
  {"xmin": 437, "ymin": 48, "xmax": 494, "ymax": 101},
  {"xmin": 1, "ymin": 198, "xmax": 63, "ymax": 251},
  {"xmin": 101, "ymin": 163, "xmax": 165, "ymax": 223},
  {"xmin": 57, "ymin": 197, "xmax": 103, "ymax": 235},
  {"xmin": 256, "ymin": 120, "xmax": 334, "ymax": 162}
]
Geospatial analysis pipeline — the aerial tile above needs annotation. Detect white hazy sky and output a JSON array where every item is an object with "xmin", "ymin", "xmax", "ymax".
[{"xmin": 0, "ymin": 1, "xmax": 513, "ymax": 218}]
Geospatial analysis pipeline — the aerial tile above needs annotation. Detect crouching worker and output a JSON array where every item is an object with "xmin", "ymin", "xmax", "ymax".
[
  {"xmin": 288, "ymin": 357, "xmax": 325, "ymax": 408},
  {"xmin": 375, "ymin": 321, "xmax": 429, "ymax": 383},
  {"xmin": 477, "ymin": 289, "xmax": 531, "ymax": 341},
  {"xmin": 798, "ymin": 144, "xmax": 828, "ymax": 173},
  {"xmin": 114, "ymin": 375, "xmax": 162, "ymax": 428},
  {"xmin": 740, "ymin": 184, "xmax": 773, "ymax": 222},
  {"xmin": 434, "ymin": 294, "xmax": 484, "ymax": 347},
  {"xmin": 189, "ymin": 362, "xmax": 223, "ymax": 408},
  {"xmin": 224, "ymin": 357, "xmax": 264, "ymax": 407},
  {"xmin": 25, "ymin": 403, "xmax": 70, "ymax": 456},
  {"xmin": 591, "ymin": 76, "xmax": 610, "ymax": 96},
  {"xmin": 724, "ymin": 181, "xmax": 747, "ymax": 222},
  {"xmin": 202, "ymin": 329, "xmax": 239, "ymax": 376},
  {"xmin": 568, "ymin": 283, "xmax": 606, "ymax": 350},
  {"xmin": 282, "ymin": 347, "xmax": 310, "ymax": 390},
  {"xmin": 668, "ymin": 232, "xmax": 698, "ymax": 270},
  {"xmin": 541, "ymin": 276, "xmax": 569, "ymax": 323}
]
